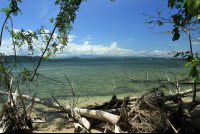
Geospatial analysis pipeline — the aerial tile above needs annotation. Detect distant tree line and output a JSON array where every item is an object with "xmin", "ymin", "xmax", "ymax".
[
  {"xmin": 3, "ymin": 55, "xmax": 41, "ymax": 62},
  {"xmin": 2, "ymin": 55, "xmax": 162, "ymax": 63}
]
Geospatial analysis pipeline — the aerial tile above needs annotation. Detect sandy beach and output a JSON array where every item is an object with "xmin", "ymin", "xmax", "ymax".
[
  {"xmin": 22, "ymin": 93, "xmax": 200, "ymax": 133},
  {"xmin": 25, "ymin": 95, "xmax": 118, "ymax": 133}
]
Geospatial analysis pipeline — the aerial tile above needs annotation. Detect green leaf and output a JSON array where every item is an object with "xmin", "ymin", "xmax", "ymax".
[
  {"xmin": 167, "ymin": 31, "xmax": 171, "ymax": 35},
  {"xmin": 192, "ymin": 59, "xmax": 199, "ymax": 63},
  {"xmin": 168, "ymin": 0, "xmax": 175, "ymax": 9},
  {"xmin": 174, "ymin": 52, "xmax": 181, "ymax": 57},
  {"xmin": 184, "ymin": 62, "xmax": 192, "ymax": 67},
  {"xmin": 147, "ymin": 20, "xmax": 154, "ymax": 24},
  {"xmin": 42, "ymin": 57, "xmax": 48, "ymax": 61},
  {"xmin": 5, "ymin": 26, "xmax": 9, "ymax": 30},
  {"xmin": 190, "ymin": 66, "xmax": 200, "ymax": 83},
  {"xmin": 49, "ymin": 17, "xmax": 54, "ymax": 23},
  {"xmin": 187, "ymin": 55, "xmax": 193, "ymax": 62},
  {"xmin": 197, "ymin": 14, "xmax": 200, "ymax": 19},
  {"xmin": 172, "ymin": 27, "xmax": 180, "ymax": 41},
  {"xmin": 185, "ymin": 51, "xmax": 191, "ymax": 54},
  {"xmin": 195, "ymin": 52, "xmax": 199, "ymax": 60},
  {"xmin": 181, "ymin": 0, "xmax": 188, "ymax": 6}
]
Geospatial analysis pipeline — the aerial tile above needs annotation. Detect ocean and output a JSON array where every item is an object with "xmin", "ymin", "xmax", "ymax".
[{"xmin": 0, "ymin": 58, "xmax": 196, "ymax": 111}]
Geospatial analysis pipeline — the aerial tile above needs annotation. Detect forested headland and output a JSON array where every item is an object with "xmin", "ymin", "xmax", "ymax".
[{"xmin": 3, "ymin": 55, "xmax": 159, "ymax": 62}]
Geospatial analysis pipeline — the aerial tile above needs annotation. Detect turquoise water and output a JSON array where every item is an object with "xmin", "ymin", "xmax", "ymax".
[{"xmin": 0, "ymin": 58, "xmax": 195, "ymax": 110}]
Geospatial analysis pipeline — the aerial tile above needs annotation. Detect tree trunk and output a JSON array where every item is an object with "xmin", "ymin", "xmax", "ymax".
[
  {"xmin": 1, "ymin": 88, "xmax": 200, "ymax": 126},
  {"xmin": 0, "ymin": 91, "xmax": 120, "ymax": 125}
]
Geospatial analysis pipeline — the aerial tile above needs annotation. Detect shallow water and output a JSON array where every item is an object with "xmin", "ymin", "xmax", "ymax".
[{"xmin": 0, "ymin": 58, "xmax": 196, "ymax": 111}]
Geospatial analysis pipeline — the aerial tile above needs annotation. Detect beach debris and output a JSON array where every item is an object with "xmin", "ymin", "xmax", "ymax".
[
  {"xmin": 115, "ymin": 71, "xmax": 140, "ymax": 82},
  {"xmin": 115, "ymin": 125, "xmax": 128, "ymax": 133},
  {"xmin": 1, "ymin": 82, "xmax": 200, "ymax": 132},
  {"xmin": 74, "ymin": 117, "xmax": 91, "ymax": 133},
  {"xmin": 103, "ymin": 123, "xmax": 108, "ymax": 133},
  {"xmin": 0, "ymin": 79, "xmax": 45, "ymax": 133}
]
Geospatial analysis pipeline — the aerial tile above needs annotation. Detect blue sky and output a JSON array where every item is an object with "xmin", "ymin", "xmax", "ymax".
[{"xmin": 0, "ymin": 0, "xmax": 200, "ymax": 58}]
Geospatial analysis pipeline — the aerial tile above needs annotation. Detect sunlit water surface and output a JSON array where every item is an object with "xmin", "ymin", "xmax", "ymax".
[{"xmin": 1, "ymin": 58, "xmax": 198, "ymax": 111}]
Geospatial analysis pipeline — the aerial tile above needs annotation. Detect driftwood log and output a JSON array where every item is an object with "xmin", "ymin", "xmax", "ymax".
[
  {"xmin": 1, "ymin": 87, "xmax": 200, "ymax": 133},
  {"xmin": 0, "ymin": 88, "xmax": 45, "ymax": 133},
  {"xmin": 0, "ymin": 91, "xmax": 120, "ymax": 125},
  {"xmin": 1, "ymin": 88, "xmax": 200, "ymax": 116}
]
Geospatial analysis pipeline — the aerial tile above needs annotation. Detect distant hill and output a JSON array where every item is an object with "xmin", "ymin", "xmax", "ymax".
[
  {"xmin": 3, "ymin": 55, "xmax": 41, "ymax": 62},
  {"xmin": 2, "ymin": 55, "xmax": 85, "ymax": 62},
  {"xmin": 2, "ymin": 55, "xmax": 159, "ymax": 63}
]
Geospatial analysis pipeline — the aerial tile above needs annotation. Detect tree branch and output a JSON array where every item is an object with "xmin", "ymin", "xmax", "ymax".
[{"xmin": 0, "ymin": 12, "xmax": 11, "ymax": 47}]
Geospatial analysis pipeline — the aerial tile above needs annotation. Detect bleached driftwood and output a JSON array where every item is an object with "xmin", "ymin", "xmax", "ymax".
[
  {"xmin": 74, "ymin": 117, "xmax": 91, "ymax": 133},
  {"xmin": 0, "ymin": 87, "xmax": 45, "ymax": 133},
  {"xmin": 114, "ymin": 72, "xmax": 140, "ymax": 82},
  {"xmin": 115, "ymin": 125, "xmax": 128, "ymax": 133},
  {"xmin": 162, "ymin": 87, "xmax": 200, "ymax": 104},
  {"xmin": 1, "ymin": 87, "xmax": 200, "ymax": 129},
  {"xmin": 0, "ymin": 91, "xmax": 120, "ymax": 125},
  {"xmin": 104, "ymin": 123, "xmax": 109, "ymax": 133},
  {"xmin": 1, "ymin": 87, "xmax": 200, "ymax": 111}
]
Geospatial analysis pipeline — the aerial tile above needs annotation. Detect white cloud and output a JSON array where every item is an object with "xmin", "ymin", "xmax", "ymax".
[
  {"xmin": 68, "ymin": 35, "xmax": 77, "ymax": 42},
  {"xmin": 56, "ymin": 40, "xmax": 145, "ymax": 57},
  {"xmin": 0, "ymin": 29, "xmax": 50, "ymax": 56},
  {"xmin": 0, "ymin": 46, "xmax": 13, "ymax": 55},
  {"xmin": 0, "ymin": 29, "xmax": 145, "ymax": 57},
  {"xmin": 80, "ymin": 36, "xmax": 92, "ymax": 41},
  {"xmin": 13, "ymin": 28, "xmax": 20, "ymax": 33},
  {"xmin": 110, "ymin": 42, "xmax": 117, "ymax": 48},
  {"xmin": 148, "ymin": 50, "xmax": 173, "ymax": 57},
  {"xmin": 192, "ymin": 39, "xmax": 200, "ymax": 44},
  {"xmin": 1, "ymin": 38, "xmax": 12, "ymax": 45},
  {"xmin": 39, "ymin": 9, "xmax": 48, "ymax": 18},
  {"xmin": 193, "ymin": 42, "xmax": 200, "ymax": 44},
  {"xmin": 150, "ymin": 50, "xmax": 167, "ymax": 54},
  {"xmin": 132, "ymin": 25, "xmax": 137, "ymax": 27},
  {"xmin": 1, "ymin": 34, "xmax": 176, "ymax": 58},
  {"xmin": 37, "ymin": 0, "xmax": 49, "ymax": 18},
  {"xmin": 169, "ymin": 43, "xmax": 181, "ymax": 46},
  {"xmin": 125, "ymin": 38, "xmax": 134, "ymax": 42}
]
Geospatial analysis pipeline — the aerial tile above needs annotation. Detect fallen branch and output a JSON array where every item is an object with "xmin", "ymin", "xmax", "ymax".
[
  {"xmin": 1, "ymin": 87, "xmax": 200, "ymax": 133},
  {"xmin": 162, "ymin": 87, "xmax": 200, "ymax": 103},
  {"xmin": 167, "ymin": 119, "xmax": 178, "ymax": 133},
  {"xmin": 115, "ymin": 72, "xmax": 140, "ymax": 82},
  {"xmin": 0, "ymin": 86, "xmax": 44, "ymax": 133},
  {"xmin": 0, "ymin": 91, "xmax": 120, "ymax": 125},
  {"xmin": 183, "ymin": 99, "xmax": 200, "ymax": 114},
  {"xmin": 84, "ymin": 94, "xmax": 122, "ymax": 110}
]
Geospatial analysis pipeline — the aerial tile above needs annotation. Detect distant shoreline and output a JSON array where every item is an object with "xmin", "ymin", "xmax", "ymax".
[{"xmin": 2, "ymin": 55, "xmax": 186, "ymax": 63}]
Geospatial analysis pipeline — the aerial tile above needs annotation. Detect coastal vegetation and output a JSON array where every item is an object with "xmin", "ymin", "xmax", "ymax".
[
  {"xmin": 2, "ymin": 55, "xmax": 157, "ymax": 62},
  {"xmin": 145, "ymin": 0, "xmax": 200, "ymax": 103},
  {"xmin": 0, "ymin": 0, "xmax": 200, "ymax": 133}
]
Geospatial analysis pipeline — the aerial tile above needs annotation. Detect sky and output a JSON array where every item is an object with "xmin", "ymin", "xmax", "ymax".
[{"xmin": 0, "ymin": 0, "xmax": 200, "ymax": 58}]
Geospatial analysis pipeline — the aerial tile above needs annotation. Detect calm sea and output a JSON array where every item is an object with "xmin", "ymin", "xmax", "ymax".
[{"xmin": 0, "ymin": 58, "xmax": 195, "ymax": 110}]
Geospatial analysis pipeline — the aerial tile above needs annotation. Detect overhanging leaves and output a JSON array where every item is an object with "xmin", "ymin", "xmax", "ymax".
[
  {"xmin": 174, "ymin": 52, "xmax": 181, "ymax": 57},
  {"xmin": 189, "ymin": 66, "xmax": 200, "ymax": 83},
  {"xmin": 172, "ymin": 27, "xmax": 180, "ymax": 41}
]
